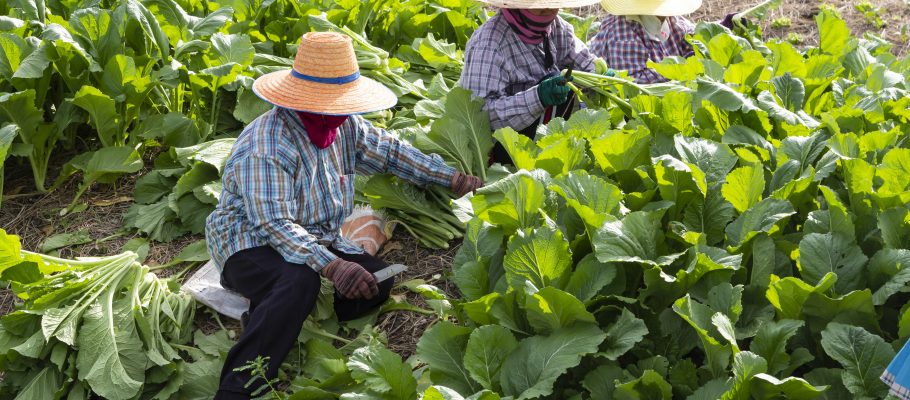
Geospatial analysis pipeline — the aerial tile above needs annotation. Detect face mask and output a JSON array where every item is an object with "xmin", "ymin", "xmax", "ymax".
[
  {"xmin": 296, "ymin": 111, "xmax": 349, "ymax": 149},
  {"xmin": 501, "ymin": 9, "xmax": 558, "ymax": 45}
]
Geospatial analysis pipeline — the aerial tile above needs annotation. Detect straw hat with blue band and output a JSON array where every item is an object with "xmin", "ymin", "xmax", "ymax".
[{"xmin": 252, "ymin": 32, "xmax": 398, "ymax": 116}]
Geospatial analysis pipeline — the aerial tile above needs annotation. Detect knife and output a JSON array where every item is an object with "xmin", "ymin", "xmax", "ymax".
[{"xmin": 373, "ymin": 263, "xmax": 408, "ymax": 283}]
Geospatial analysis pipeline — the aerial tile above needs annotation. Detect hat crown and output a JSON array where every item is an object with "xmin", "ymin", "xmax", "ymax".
[{"xmin": 293, "ymin": 32, "xmax": 359, "ymax": 79}]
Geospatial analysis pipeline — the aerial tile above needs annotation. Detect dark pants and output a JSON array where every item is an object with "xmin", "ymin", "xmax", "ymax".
[
  {"xmin": 214, "ymin": 246, "xmax": 394, "ymax": 399},
  {"xmin": 489, "ymin": 94, "xmax": 578, "ymax": 165}
]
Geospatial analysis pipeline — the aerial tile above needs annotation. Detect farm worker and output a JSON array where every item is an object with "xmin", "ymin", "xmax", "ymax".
[
  {"xmin": 883, "ymin": 341, "xmax": 910, "ymax": 399},
  {"xmin": 204, "ymin": 32, "xmax": 483, "ymax": 399},
  {"xmin": 460, "ymin": 0, "xmax": 613, "ymax": 164},
  {"xmin": 589, "ymin": 0, "xmax": 737, "ymax": 83}
]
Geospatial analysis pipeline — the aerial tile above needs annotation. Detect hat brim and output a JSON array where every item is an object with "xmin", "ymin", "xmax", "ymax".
[
  {"xmin": 252, "ymin": 70, "xmax": 398, "ymax": 116},
  {"xmin": 476, "ymin": 0, "xmax": 601, "ymax": 8},
  {"xmin": 600, "ymin": 0, "xmax": 702, "ymax": 16}
]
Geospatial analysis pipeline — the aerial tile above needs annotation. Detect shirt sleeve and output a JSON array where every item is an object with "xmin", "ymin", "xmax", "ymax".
[
  {"xmin": 234, "ymin": 153, "xmax": 337, "ymax": 271},
  {"xmin": 673, "ymin": 17, "xmax": 696, "ymax": 57},
  {"xmin": 557, "ymin": 18, "xmax": 596, "ymax": 73},
  {"xmin": 353, "ymin": 117, "xmax": 457, "ymax": 187},
  {"xmin": 460, "ymin": 40, "xmax": 545, "ymax": 131}
]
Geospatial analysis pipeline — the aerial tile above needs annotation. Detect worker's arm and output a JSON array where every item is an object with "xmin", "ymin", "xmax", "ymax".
[
  {"xmin": 352, "ymin": 116, "xmax": 457, "ymax": 188},
  {"xmin": 460, "ymin": 43, "xmax": 545, "ymax": 131}
]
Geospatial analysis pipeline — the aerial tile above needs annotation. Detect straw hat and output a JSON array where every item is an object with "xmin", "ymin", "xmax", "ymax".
[
  {"xmin": 475, "ymin": 0, "xmax": 601, "ymax": 9},
  {"xmin": 252, "ymin": 32, "xmax": 397, "ymax": 115},
  {"xmin": 600, "ymin": 0, "xmax": 703, "ymax": 16}
]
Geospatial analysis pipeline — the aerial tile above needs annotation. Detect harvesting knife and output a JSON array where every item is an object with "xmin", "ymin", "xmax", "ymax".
[{"xmin": 373, "ymin": 263, "xmax": 408, "ymax": 283}]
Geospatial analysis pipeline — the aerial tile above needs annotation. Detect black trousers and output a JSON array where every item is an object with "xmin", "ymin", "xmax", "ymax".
[{"xmin": 214, "ymin": 246, "xmax": 394, "ymax": 399}]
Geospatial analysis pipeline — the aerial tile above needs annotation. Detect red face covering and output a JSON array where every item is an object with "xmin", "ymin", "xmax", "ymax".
[{"xmin": 296, "ymin": 111, "xmax": 349, "ymax": 149}]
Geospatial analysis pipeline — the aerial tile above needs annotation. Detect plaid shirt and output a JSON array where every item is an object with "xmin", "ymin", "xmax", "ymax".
[
  {"xmin": 589, "ymin": 15, "xmax": 695, "ymax": 83},
  {"xmin": 460, "ymin": 12, "xmax": 595, "ymax": 131},
  {"xmin": 205, "ymin": 107, "xmax": 456, "ymax": 272}
]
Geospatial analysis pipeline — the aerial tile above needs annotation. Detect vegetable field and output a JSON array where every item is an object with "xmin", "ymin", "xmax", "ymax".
[{"xmin": 2, "ymin": 0, "xmax": 910, "ymax": 399}]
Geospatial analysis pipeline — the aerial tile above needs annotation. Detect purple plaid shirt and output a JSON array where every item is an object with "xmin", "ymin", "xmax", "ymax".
[
  {"xmin": 589, "ymin": 15, "xmax": 695, "ymax": 83},
  {"xmin": 205, "ymin": 107, "xmax": 456, "ymax": 272},
  {"xmin": 460, "ymin": 12, "xmax": 596, "ymax": 131}
]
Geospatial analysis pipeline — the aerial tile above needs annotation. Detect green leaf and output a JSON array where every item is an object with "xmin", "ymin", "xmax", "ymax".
[
  {"xmin": 172, "ymin": 138, "xmax": 235, "ymax": 173},
  {"xmin": 816, "ymin": 9, "xmax": 850, "ymax": 57},
  {"xmin": 76, "ymin": 297, "xmax": 147, "ymax": 399},
  {"xmin": 416, "ymin": 321, "xmax": 479, "ymax": 394},
  {"xmin": 819, "ymin": 323, "xmax": 893, "ymax": 399},
  {"xmin": 673, "ymin": 295, "xmax": 733, "ymax": 376},
  {"xmin": 798, "ymin": 233, "xmax": 868, "ymax": 294},
  {"xmin": 722, "ymin": 165, "xmax": 765, "ymax": 214},
  {"xmin": 725, "ymin": 198, "xmax": 795, "ymax": 247},
  {"xmin": 565, "ymin": 254, "xmax": 618, "ymax": 302},
  {"xmin": 524, "ymin": 287, "xmax": 595, "ymax": 334},
  {"xmin": 40, "ymin": 231, "xmax": 93, "ymax": 253},
  {"xmin": 13, "ymin": 366, "xmax": 63, "ymax": 400},
  {"xmin": 683, "ymin": 186, "xmax": 735, "ymax": 245},
  {"xmin": 503, "ymin": 225, "xmax": 572, "ymax": 290},
  {"xmin": 751, "ymin": 374, "xmax": 827, "ymax": 400},
  {"xmin": 653, "ymin": 155, "xmax": 707, "ymax": 208},
  {"xmin": 593, "ymin": 210, "xmax": 685, "ymax": 267},
  {"xmin": 589, "ymin": 126, "xmax": 651, "ymax": 175},
  {"xmin": 472, "ymin": 170, "xmax": 547, "ymax": 235},
  {"xmin": 599, "ymin": 308, "xmax": 648, "ymax": 361},
  {"xmin": 123, "ymin": 200, "xmax": 186, "ymax": 242},
  {"xmin": 135, "ymin": 112, "xmax": 204, "ymax": 148},
  {"xmin": 550, "ymin": 170, "xmax": 623, "ymax": 230},
  {"xmin": 583, "ymin": 363, "xmax": 624, "ymax": 400},
  {"xmin": 173, "ymin": 240, "xmax": 210, "ymax": 262},
  {"xmin": 879, "ymin": 207, "xmax": 910, "ymax": 250},
  {"xmin": 72, "ymin": 85, "xmax": 121, "ymax": 147},
  {"xmin": 721, "ymin": 351, "xmax": 768, "ymax": 400},
  {"xmin": 500, "ymin": 325, "xmax": 606, "ymax": 399},
  {"xmin": 771, "ymin": 73, "xmax": 806, "ymax": 110},
  {"xmin": 419, "ymin": 87, "xmax": 493, "ymax": 179},
  {"xmin": 805, "ymin": 368, "xmax": 852, "ymax": 400},
  {"xmin": 464, "ymin": 325, "xmax": 518, "ymax": 392},
  {"xmin": 750, "ymin": 319, "xmax": 805, "ymax": 376},
  {"xmin": 614, "ymin": 369, "xmax": 673, "ymax": 400},
  {"xmin": 348, "ymin": 343, "xmax": 417, "ymax": 400},
  {"xmin": 674, "ymin": 135, "xmax": 738, "ymax": 185},
  {"xmin": 209, "ymin": 33, "xmax": 254, "ymax": 66},
  {"xmin": 696, "ymin": 78, "xmax": 759, "ymax": 112}
]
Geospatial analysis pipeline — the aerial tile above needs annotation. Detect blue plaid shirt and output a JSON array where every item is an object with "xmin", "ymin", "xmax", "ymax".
[{"xmin": 206, "ymin": 107, "xmax": 456, "ymax": 272}]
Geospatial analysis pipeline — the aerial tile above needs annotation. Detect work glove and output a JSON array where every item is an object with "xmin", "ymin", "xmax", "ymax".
[
  {"xmin": 594, "ymin": 58, "xmax": 616, "ymax": 77},
  {"xmin": 537, "ymin": 74, "xmax": 572, "ymax": 107},
  {"xmin": 451, "ymin": 171, "xmax": 483, "ymax": 197},
  {"xmin": 321, "ymin": 258, "xmax": 379, "ymax": 299}
]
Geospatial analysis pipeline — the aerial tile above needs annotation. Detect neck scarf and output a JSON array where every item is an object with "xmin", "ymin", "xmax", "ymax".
[
  {"xmin": 628, "ymin": 15, "xmax": 673, "ymax": 43},
  {"xmin": 501, "ymin": 9, "xmax": 558, "ymax": 45},
  {"xmin": 296, "ymin": 111, "xmax": 349, "ymax": 149}
]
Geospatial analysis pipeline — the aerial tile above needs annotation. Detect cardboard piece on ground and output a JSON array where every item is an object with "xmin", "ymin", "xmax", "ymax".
[{"xmin": 182, "ymin": 205, "xmax": 391, "ymax": 320}]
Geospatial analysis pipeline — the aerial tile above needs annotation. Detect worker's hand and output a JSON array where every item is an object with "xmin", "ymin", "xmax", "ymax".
[
  {"xmin": 451, "ymin": 171, "xmax": 483, "ymax": 197},
  {"xmin": 594, "ymin": 58, "xmax": 616, "ymax": 77},
  {"xmin": 321, "ymin": 258, "xmax": 379, "ymax": 299},
  {"xmin": 537, "ymin": 74, "xmax": 572, "ymax": 107}
]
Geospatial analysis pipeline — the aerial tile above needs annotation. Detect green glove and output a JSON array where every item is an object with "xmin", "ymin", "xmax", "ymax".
[
  {"xmin": 537, "ymin": 74, "xmax": 571, "ymax": 107},
  {"xmin": 594, "ymin": 58, "xmax": 616, "ymax": 77}
]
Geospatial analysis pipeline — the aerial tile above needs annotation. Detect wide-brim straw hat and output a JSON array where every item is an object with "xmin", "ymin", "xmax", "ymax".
[
  {"xmin": 476, "ymin": 0, "xmax": 601, "ymax": 9},
  {"xmin": 600, "ymin": 0, "xmax": 703, "ymax": 16},
  {"xmin": 252, "ymin": 32, "xmax": 397, "ymax": 116}
]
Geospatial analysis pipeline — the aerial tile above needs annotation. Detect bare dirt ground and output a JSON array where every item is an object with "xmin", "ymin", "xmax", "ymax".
[{"xmin": 1, "ymin": 0, "xmax": 906, "ymax": 362}]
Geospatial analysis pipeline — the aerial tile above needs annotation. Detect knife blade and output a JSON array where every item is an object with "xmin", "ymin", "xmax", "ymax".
[{"xmin": 373, "ymin": 263, "xmax": 408, "ymax": 283}]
